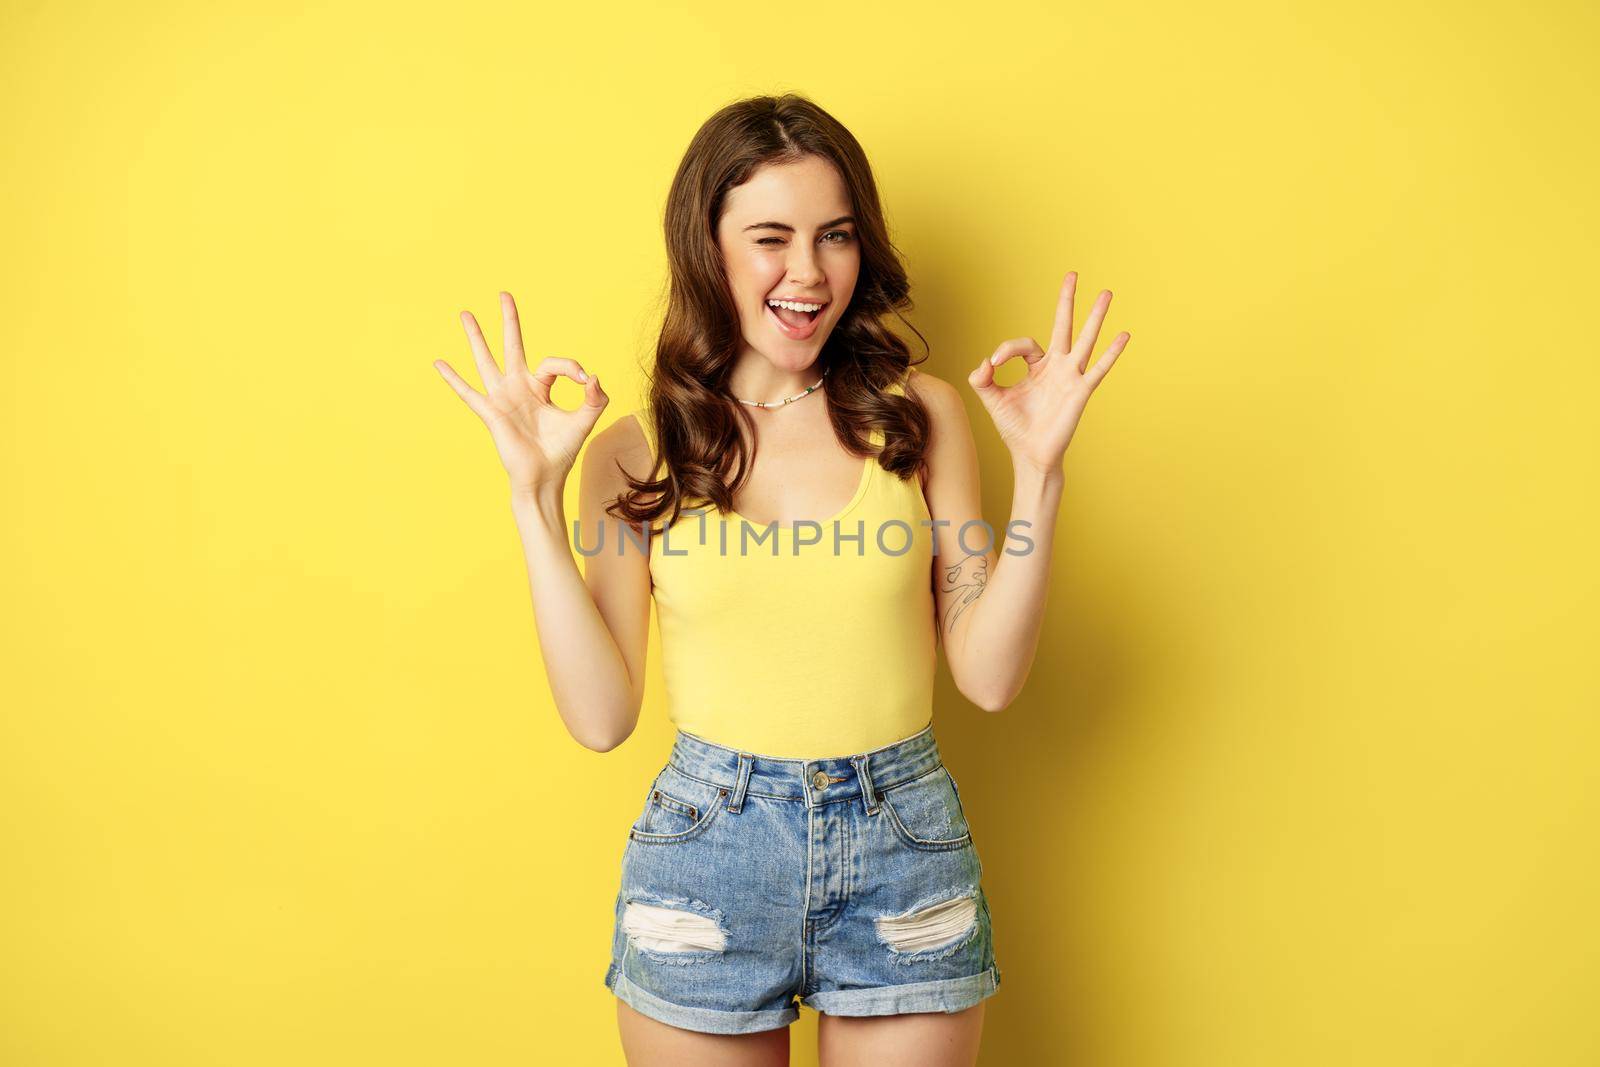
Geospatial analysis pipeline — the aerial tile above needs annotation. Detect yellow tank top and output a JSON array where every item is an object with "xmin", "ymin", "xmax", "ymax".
[{"xmin": 631, "ymin": 377, "xmax": 936, "ymax": 759}]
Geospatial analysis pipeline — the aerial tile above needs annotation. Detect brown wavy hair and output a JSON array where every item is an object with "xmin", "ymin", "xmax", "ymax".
[{"xmin": 608, "ymin": 92, "xmax": 931, "ymax": 534}]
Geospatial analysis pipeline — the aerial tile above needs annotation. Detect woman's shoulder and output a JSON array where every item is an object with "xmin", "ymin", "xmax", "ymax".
[
  {"xmin": 584, "ymin": 408, "xmax": 658, "ymax": 485},
  {"xmin": 902, "ymin": 366, "xmax": 962, "ymax": 416}
]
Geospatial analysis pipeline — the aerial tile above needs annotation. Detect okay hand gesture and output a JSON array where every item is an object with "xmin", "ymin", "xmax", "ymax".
[
  {"xmin": 433, "ymin": 292, "xmax": 608, "ymax": 497},
  {"xmin": 968, "ymin": 271, "xmax": 1130, "ymax": 476}
]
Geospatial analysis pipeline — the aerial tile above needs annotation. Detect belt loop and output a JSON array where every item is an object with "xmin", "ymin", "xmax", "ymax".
[
  {"xmin": 727, "ymin": 752, "xmax": 754, "ymax": 813},
  {"xmin": 853, "ymin": 753, "xmax": 880, "ymax": 815}
]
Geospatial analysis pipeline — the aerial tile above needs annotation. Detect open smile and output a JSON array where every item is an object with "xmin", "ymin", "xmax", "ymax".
[{"xmin": 765, "ymin": 298, "xmax": 828, "ymax": 340}]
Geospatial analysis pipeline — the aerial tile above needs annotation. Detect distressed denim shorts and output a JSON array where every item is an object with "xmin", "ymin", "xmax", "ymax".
[{"xmin": 602, "ymin": 721, "xmax": 1001, "ymax": 1034}]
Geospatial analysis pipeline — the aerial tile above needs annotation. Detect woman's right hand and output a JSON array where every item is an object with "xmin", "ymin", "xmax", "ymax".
[{"xmin": 433, "ymin": 291, "xmax": 608, "ymax": 498}]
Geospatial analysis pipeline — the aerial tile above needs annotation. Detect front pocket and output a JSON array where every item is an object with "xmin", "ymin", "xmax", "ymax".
[
  {"xmin": 880, "ymin": 766, "xmax": 974, "ymax": 852},
  {"xmin": 651, "ymin": 789, "xmax": 699, "ymax": 826},
  {"xmin": 629, "ymin": 765, "xmax": 728, "ymax": 846}
]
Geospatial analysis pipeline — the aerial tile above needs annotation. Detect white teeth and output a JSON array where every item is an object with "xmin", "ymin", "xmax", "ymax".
[{"xmin": 767, "ymin": 298, "xmax": 824, "ymax": 313}]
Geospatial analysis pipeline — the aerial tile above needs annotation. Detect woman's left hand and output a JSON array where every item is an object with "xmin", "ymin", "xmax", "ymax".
[{"xmin": 968, "ymin": 271, "xmax": 1130, "ymax": 476}]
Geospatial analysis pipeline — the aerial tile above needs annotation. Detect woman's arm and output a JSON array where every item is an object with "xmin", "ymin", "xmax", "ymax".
[
  {"xmin": 915, "ymin": 272, "xmax": 1130, "ymax": 712},
  {"xmin": 914, "ymin": 371, "xmax": 1061, "ymax": 712},
  {"xmin": 433, "ymin": 291, "xmax": 647, "ymax": 753},
  {"xmin": 508, "ymin": 421, "xmax": 652, "ymax": 752}
]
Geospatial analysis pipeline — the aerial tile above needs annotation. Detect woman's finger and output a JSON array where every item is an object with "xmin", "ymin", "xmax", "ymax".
[
  {"xmin": 1085, "ymin": 332, "xmax": 1131, "ymax": 387},
  {"xmin": 500, "ymin": 292, "xmax": 528, "ymax": 374},
  {"xmin": 434, "ymin": 359, "xmax": 493, "ymax": 422},
  {"xmin": 969, "ymin": 353, "xmax": 997, "ymax": 392},
  {"xmin": 1073, "ymin": 290, "xmax": 1113, "ymax": 371},
  {"xmin": 971, "ymin": 338, "xmax": 1040, "ymax": 394},
  {"xmin": 1047, "ymin": 271, "xmax": 1078, "ymax": 355},
  {"xmin": 987, "ymin": 337, "xmax": 1047, "ymax": 372},
  {"xmin": 460, "ymin": 310, "xmax": 502, "ymax": 387},
  {"xmin": 530, "ymin": 356, "xmax": 590, "ymax": 404}
]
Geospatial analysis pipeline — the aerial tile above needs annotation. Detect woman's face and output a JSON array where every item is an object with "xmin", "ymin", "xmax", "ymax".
[{"xmin": 715, "ymin": 155, "xmax": 860, "ymax": 371}]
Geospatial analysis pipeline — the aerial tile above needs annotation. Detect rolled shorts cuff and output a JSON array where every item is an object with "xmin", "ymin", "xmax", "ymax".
[
  {"xmin": 802, "ymin": 964, "xmax": 1001, "ymax": 1017},
  {"xmin": 604, "ymin": 961, "xmax": 799, "ymax": 1035}
]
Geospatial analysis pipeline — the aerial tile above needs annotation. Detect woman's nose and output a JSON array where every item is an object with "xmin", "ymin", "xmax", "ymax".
[{"xmin": 786, "ymin": 247, "xmax": 825, "ymax": 283}]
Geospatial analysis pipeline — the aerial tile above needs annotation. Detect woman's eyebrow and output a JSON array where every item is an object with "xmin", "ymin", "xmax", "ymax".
[{"xmin": 742, "ymin": 215, "xmax": 856, "ymax": 233}]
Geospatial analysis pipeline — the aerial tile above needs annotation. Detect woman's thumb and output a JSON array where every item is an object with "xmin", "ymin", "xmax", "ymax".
[{"xmin": 968, "ymin": 356, "xmax": 997, "ymax": 394}]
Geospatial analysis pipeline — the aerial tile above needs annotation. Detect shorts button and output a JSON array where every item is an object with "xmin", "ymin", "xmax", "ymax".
[{"xmin": 811, "ymin": 769, "xmax": 829, "ymax": 789}]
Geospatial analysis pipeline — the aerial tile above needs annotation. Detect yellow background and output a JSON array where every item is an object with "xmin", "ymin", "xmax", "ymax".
[{"xmin": 3, "ymin": 1, "xmax": 1596, "ymax": 1063}]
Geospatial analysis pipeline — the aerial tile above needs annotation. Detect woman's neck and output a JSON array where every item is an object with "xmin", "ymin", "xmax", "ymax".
[{"xmin": 727, "ymin": 353, "xmax": 824, "ymax": 407}]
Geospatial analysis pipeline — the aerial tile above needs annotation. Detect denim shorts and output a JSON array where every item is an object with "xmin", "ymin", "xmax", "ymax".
[{"xmin": 602, "ymin": 721, "xmax": 1001, "ymax": 1034}]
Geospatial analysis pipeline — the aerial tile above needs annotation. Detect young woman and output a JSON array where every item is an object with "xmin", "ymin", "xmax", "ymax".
[{"xmin": 433, "ymin": 94, "xmax": 1128, "ymax": 1066}]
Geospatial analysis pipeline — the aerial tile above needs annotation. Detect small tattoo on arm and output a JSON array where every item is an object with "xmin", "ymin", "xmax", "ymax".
[{"xmin": 939, "ymin": 553, "xmax": 988, "ymax": 638}]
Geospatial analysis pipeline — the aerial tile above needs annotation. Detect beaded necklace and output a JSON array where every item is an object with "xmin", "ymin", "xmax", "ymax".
[{"xmin": 733, "ymin": 366, "xmax": 828, "ymax": 409}]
